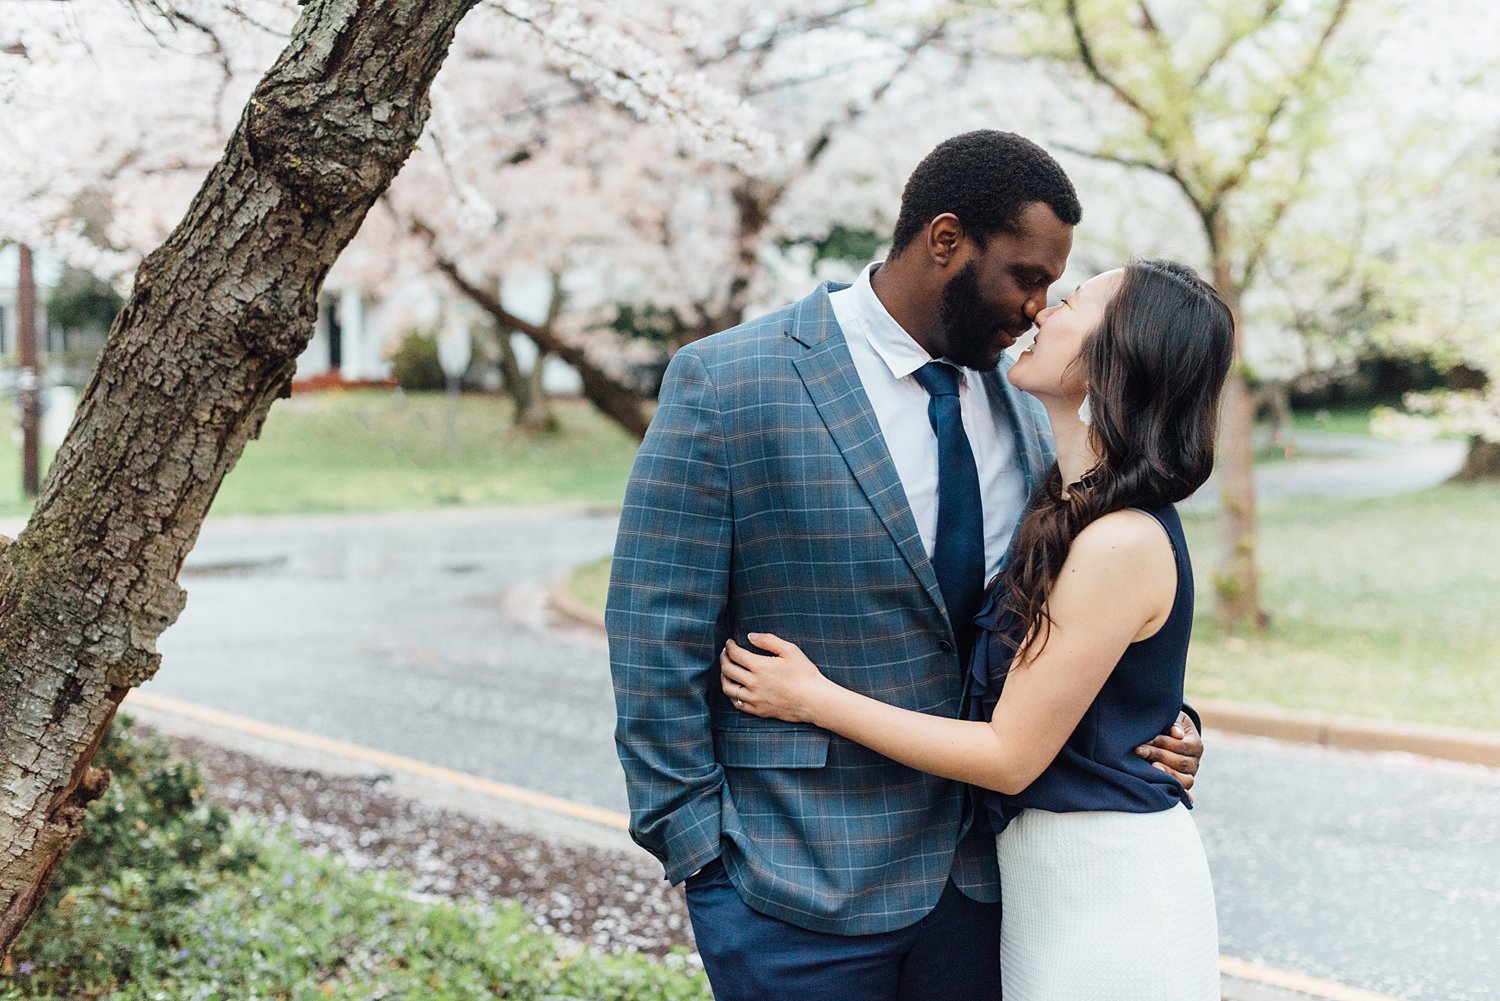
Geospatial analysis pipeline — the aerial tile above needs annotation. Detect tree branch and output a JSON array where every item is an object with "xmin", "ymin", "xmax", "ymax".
[
  {"xmin": 1135, "ymin": 0, "xmax": 1162, "ymax": 38},
  {"xmin": 1052, "ymin": 140, "xmax": 1204, "ymax": 216},
  {"xmin": 1205, "ymin": 0, "xmax": 1352, "ymax": 214},
  {"xmin": 699, "ymin": 1, "xmax": 870, "ymax": 75},
  {"xmin": 1190, "ymin": 0, "xmax": 1284, "ymax": 90},
  {"xmin": 409, "ymin": 217, "xmax": 654, "ymax": 439},
  {"xmin": 793, "ymin": 20, "xmax": 947, "ymax": 184},
  {"xmin": 1239, "ymin": 147, "xmax": 1315, "ymax": 289},
  {"xmin": 1064, "ymin": 0, "xmax": 1155, "ymax": 124}
]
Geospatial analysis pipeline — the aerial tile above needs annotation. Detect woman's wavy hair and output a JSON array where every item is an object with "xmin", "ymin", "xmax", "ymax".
[{"xmin": 998, "ymin": 259, "xmax": 1235, "ymax": 661}]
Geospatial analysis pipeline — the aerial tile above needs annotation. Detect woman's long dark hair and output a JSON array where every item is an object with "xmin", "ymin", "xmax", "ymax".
[{"xmin": 999, "ymin": 259, "xmax": 1235, "ymax": 661}]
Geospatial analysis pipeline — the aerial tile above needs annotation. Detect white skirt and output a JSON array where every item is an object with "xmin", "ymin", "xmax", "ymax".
[{"xmin": 997, "ymin": 803, "xmax": 1219, "ymax": 1001}]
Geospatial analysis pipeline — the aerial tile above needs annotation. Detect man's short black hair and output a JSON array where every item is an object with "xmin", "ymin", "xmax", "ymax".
[{"xmin": 889, "ymin": 130, "xmax": 1082, "ymax": 257}]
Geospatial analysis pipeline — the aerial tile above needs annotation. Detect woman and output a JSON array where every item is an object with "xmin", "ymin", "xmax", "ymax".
[{"xmin": 720, "ymin": 259, "xmax": 1235, "ymax": 999}]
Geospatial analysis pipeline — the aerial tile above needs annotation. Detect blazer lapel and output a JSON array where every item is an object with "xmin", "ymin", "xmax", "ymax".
[{"xmin": 788, "ymin": 285, "xmax": 946, "ymax": 617}]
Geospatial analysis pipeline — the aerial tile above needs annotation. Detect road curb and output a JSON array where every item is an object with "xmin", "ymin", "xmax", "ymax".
[
  {"xmin": 123, "ymin": 690, "xmax": 639, "ymax": 856},
  {"xmin": 1198, "ymin": 698, "xmax": 1500, "ymax": 769},
  {"xmin": 551, "ymin": 574, "xmax": 1500, "ymax": 771},
  {"xmin": 547, "ymin": 574, "xmax": 607, "ymax": 632}
]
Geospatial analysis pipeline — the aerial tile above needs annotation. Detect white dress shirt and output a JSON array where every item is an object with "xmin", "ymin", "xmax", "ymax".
[{"xmin": 829, "ymin": 263, "xmax": 1029, "ymax": 582}]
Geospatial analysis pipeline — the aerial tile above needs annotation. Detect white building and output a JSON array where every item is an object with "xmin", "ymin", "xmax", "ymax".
[
  {"xmin": 299, "ymin": 287, "xmax": 393, "ymax": 385},
  {"xmin": 0, "ymin": 246, "xmax": 392, "ymax": 386},
  {"xmin": 1, "ymin": 248, "xmax": 590, "ymax": 397}
]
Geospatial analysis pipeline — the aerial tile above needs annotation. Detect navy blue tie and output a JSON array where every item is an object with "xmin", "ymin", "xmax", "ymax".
[{"xmin": 912, "ymin": 362, "xmax": 985, "ymax": 661}]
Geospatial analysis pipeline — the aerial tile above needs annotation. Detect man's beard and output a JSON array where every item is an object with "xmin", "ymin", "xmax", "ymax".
[{"xmin": 938, "ymin": 261, "xmax": 1007, "ymax": 370}]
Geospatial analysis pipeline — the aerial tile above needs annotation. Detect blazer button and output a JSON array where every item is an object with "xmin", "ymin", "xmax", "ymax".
[{"xmin": 938, "ymin": 640, "xmax": 954, "ymax": 654}]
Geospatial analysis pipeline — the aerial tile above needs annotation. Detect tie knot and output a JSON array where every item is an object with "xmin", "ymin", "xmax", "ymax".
[{"xmin": 913, "ymin": 361, "xmax": 961, "ymax": 398}]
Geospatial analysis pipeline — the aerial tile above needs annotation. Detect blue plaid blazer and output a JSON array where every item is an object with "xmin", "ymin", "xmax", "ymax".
[{"xmin": 607, "ymin": 282, "xmax": 1055, "ymax": 935}]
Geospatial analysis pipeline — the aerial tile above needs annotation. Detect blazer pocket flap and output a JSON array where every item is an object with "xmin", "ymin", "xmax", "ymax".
[{"xmin": 715, "ymin": 726, "xmax": 830, "ymax": 769}]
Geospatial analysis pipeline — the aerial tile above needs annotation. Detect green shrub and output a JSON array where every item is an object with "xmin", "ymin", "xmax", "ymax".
[
  {"xmin": 2, "ymin": 719, "xmax": 711, "ymax": 1001},
  {"xmin": 6, "ymin": 832, "xmax": 710, "ymax": 1000},
  {"xmin": 390, "ymin": 330, "xmax": 447, "ymax": 391},
  {"xmin": 46, "ymin": 266, "xmax": 123, "ymax": 333},
  {"xmin": 8, "ymin": 716, "xmax": 252, "ymax": 994}
]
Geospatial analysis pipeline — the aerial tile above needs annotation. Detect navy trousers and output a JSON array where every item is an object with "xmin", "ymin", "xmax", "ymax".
[{"xmin": 684, "ymin": 858, "xmax": 1001, "ymax": 1001}]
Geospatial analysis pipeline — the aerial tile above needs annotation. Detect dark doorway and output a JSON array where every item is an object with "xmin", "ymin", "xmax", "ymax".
[{"xmin": 323, "ymin": 298, "xmax": 343, "ymax": 371}]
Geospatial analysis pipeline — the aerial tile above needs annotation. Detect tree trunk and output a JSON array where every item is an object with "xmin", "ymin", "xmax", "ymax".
[
  {"xmin": 0, "ymin": 0, "xmax": 478, "ymax": 957},
  {"xmin": 493, "ymin": 323, "xmax": 537, "ymax": 420},
  {"xmin": 1254, "ymin": 381, "xmax": 1295, "ymax": 456},
  {"xmin": 514, "ymin": 272, "xmax": 565, "ymax": 434},
  {"xmin": 713, "ymin": 179, "xmax": 772, "ymax": 341},
  {"xmin": 517, "ymin": 345, "xmax": 559, "ymax": 434},
  {"xmin": 1453, "ymin": 436, "xmax": 1500, "ymax": 481},
  {"xmin": 1211, "ymin": 245, "xmax": 1268, "ymax": 631},
  {"xmin": 435, "ymin": 258, "xmax": 653, "ymax": 440},
  {"xmin": 669, "ymin": 178, "xmax": 772, "ymax": 349}
]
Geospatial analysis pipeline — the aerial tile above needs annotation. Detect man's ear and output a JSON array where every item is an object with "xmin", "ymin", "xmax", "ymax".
[{"xmin": 926, "ymin": 213, "xmax": 964, "ymax": 267}]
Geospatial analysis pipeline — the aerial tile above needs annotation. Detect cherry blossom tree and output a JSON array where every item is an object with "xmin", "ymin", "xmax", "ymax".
[
  {"xmin": 1369, "ymin": 134, "xmax": 1500, "ymax": 479},
  {"xmin": 371, "ymin": 0, "xmax": 993, "ymax": 437},
  {"xmin": 5, "ymin": 0, "xmax": 810, "ymax": 437},
  {"xmin": 976, "ymin": 0, "xmax": 1499, "ymax": 628},
  {"xmin": 0, "ymin": 0, "xmax": 779, "ymax": 956},
  {"xmin": 4, "ymin": 1, "xmax": 1093, "ymax": 444},
  {"xmin": 1012, "ymin": 0, "xmax": 1367, "ymax": 630}
]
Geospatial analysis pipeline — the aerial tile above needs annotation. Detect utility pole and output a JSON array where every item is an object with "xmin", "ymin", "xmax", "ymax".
[{"xmin": 17, "ymin": 244, "xmax": 41, "ymax": 497}]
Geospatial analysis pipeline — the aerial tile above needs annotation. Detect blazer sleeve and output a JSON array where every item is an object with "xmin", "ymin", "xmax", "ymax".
[{"xmin": 606, "ymin": 346, "xmax": 732, "ymax": 883}]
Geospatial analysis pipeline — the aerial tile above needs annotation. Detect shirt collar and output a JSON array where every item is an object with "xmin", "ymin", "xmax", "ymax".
[{"xmin": 849, "ymin": 262, "xmax": 940, "ymax": 382}]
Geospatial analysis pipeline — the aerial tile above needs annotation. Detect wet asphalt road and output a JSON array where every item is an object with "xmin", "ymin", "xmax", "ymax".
[
  {"xmin": 141, "ymin": 504, "xmax": 1500, "ymax": 1001},
  {"xmin": 154, "ymin": 507, "xmax": 622, "ymax": 809}
]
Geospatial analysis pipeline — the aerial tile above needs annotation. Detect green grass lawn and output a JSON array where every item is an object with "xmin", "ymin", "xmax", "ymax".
[
  {"xmin": 568, "ymin": 554, "xmax": 614, "ymax": 610},
  {"xmin": 1180, "ymin": 483, "xmax": 1500, "ymax": 731},
  {"xmin": 0, "ymin": 394, "xmax": 1380, "ymax": 521},
  {"xmin": 1286, "ymin": 406, "xmax": 1374, "ymax": 436},
  {"xmin": 576, "ymin": 483, "xmax": 1499, "ymax": 732},
  {"xmin": 0, "ymin": 390, "xmax": 641, "ymax": 518},
  {"xmin": 1252, "ymin": 406, "xmax": 1372, "ymax": 462}
]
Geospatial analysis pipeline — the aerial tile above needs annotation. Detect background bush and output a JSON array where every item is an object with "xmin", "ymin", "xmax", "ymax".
[{"xmin": 390, "ymin": 330, "xmax": 448, "ymax": 391}]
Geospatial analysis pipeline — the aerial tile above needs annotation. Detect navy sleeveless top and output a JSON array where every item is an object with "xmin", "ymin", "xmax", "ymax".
[{"xmin": 966, "ymin": 504, "xmax": 1195, "ymax": 833}]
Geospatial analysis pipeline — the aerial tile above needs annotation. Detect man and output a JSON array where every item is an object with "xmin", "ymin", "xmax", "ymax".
[{"xmin": 607, "ymin": 131, "xmax": 1202, "ymax": 999}]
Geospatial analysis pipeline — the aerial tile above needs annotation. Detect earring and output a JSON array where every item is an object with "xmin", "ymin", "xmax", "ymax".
[{"xmin": 1078, "ymin": 394, "xmax": 1092, "ymax": 427}]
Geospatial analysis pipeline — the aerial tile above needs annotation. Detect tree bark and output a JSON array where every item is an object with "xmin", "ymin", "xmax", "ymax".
[
  {"xmin": 0, "ymin": 0, "xmax": 479, "ymax": 957},
  {"xmin": 1211, "ymin": 234, "xmax": 1269, "ymax": 631},
  {"xmin": 1453, "ymin": 436, "xmax": 1500, "ymax": 482}
]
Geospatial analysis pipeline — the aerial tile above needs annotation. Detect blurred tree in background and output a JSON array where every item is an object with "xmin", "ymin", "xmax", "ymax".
[{"xmin": 1007, "ymin": 0, "xmax": 1360, "ymax": 630}]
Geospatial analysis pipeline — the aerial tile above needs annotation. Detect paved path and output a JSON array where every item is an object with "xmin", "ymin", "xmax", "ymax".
[
  {"xmin": 1180, "ymin": 432, "xmax": 1466, "ymax": 513},
  {"xmin": 145, "ymin": 506, "xmax": 1498, "ymax": 1001}
]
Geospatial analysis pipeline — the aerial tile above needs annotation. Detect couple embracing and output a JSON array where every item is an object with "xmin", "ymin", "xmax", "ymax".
[{"xmin": 607, "ymin": 131, "xmax": 1232, "ymax": 1000}]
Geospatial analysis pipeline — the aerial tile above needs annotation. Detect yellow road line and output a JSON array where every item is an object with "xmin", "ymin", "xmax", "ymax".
[
  {"xmin": 125, "ymin": 690, "xmax": 630, "ymax": 831},
  {"xmin": 128, "ymin": 690, "xmax": 1408, "ymax": 1001},
  {"xmin": 1218, "ymin": 956, "xmax": 1407, "ymax": 1000}
]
